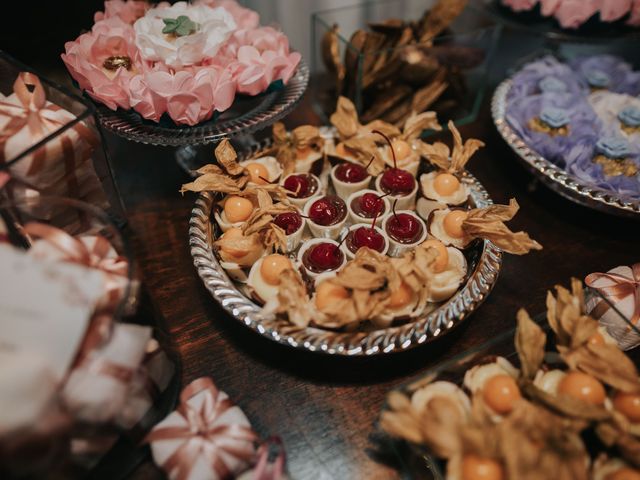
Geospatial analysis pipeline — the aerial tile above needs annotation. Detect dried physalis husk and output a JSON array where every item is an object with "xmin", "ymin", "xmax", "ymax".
[
  {"xmin": 241, "ymin": 202, "xmax": 293, "ymax": 253},
  {"xmin": 546, "ymin": 281, "xmax": 640, "ymax": 392},
  {"xmin": 380, "ymin": 391, "xmax": 424, "ymax": 445},
  {"xmin": 213, "ymin": 231, "xmax": 263, "ymax": 267},
  {"xmin": 401, "ymin": 110, "xmax": 441, "ymax": 141},
  {"xmin": 462, "ymin": 198, "xmax": 543, "ymax": 255},
  {"xmin": 521, "ymin": 381, "xmax": 610, "ymax": 421},
  {"xmin": 515, "ymin": 309, "xmax": 546, "ymax": 381},
  {"xmin": 417, "ymin": 395, "xmax": 467, "ymax": 459},
  {"xmin": 321, "ymin": 24, "xmax": 345, "ymax": 93},
  {"xmin": 330, "ymin": 96, "xmax": 361, "ymax": 140},
  {"xmin": 180, "ymin": 139, "xmax": 250, "ymax": 194},
  {"xmin": 292, "ymin": 125, "xmax": 324, "ymax": 153},
  {"xmin": 271, "ymin": 123, "xmax": 325, "ymax": 176},
  {"xmin": 262, "ymin": 268, "xmax": 314, "ymax": 328},
  {"xmin": 497, "ymin": 400, "xmax": 590, "ymax": 480},
  {"xmin": 418, "ymin": 0, "xmax": 468, "ymax": 42},
  {"xmin": 596, "ymin": 421, "xmax": 640, "ymax": 468},
  {"xmin": 418, "ymin": 120, "xmax": 483, "ymax": 173},
  {"xmin": 391, "ymin": 242, "xmax": 438, "ymax": 307},
  {"xmin": 316, "ymin": 248, "xmax": 401, "ymax": 328}
]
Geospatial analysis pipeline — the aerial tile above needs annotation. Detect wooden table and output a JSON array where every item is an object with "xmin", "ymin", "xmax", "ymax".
[{"xmin": 104, "ymin": 78, "xmax": 638, "ymax": 479}]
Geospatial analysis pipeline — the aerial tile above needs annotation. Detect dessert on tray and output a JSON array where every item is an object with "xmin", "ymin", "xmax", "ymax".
[
  {"xmin": 183, "ymin": 98, "xmax": 541, "ymax": 334},
  {"xmin": 504, "ymin": 54, "xmax": 640, "ymax": 199},
  {"xmin": 381, "ymin": 279, "xmax": 640, "ymax": 479},
  {"xmin": 62, "ymin": 0, "xmax": 300, "ymax": 126}
]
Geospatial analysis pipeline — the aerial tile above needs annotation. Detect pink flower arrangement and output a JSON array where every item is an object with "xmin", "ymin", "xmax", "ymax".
[
  {"xmin": 501, "ymin": 0, "xmax": 640, "ymax": 28},
  {"xmin": 62, "ymin": 0, "xmax": 301, "ymax": 126}
]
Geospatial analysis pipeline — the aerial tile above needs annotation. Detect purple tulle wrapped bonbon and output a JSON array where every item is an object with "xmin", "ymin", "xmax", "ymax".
[
  {"xmin": 569, "ymin": 55, "xmax": 640, "ymax": 96},
  {"xmin": 508, "ymin": 55, "xmax": 586, "ymax": 100}
]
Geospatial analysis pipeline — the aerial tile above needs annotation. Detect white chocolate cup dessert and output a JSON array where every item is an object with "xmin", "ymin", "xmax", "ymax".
[
  {"xmin": 340, "ymin": 223, "xmax": 389, "ymax": 260},
  {"xmin": 415, "ymin": 197, "xmax": 447, "ymax": 222},
  {"xmin": 374, "ymin": 174, "xmax": 419, "ymax": 211},
  {"xmin": 296, "ymin": 238, "xmax": 347, "ymax": 279},
  {"xmin": 429, "ymin": 208, "xmax": 472, "ymax": 249},
  {"xmin": 382, "ymin": 210, "xmax": 428, "ymax": 258},
  {"xmin": 247, "ymin": 254, "xmax": 295, "ymax": 304},
  {"xmin": 303, "ymin": 195, "xmax": 348, "ymax": 240},
  {"xmin": 330, "ymin": 163, "xmax": 372, "ymax": 200},
  {"xmin": 239, "ymin": 156, "xmax": 283, "ymax": 185},
  {"xmin": 420, "ymin": 171, "xmax": 469, "ymax": 206},
  {"xmin": 280, "ymin": 172, "xmax": 323, "ymax": 209},
  {"xmin": 428, "ymin": 247, "xmax": 468, "ymax": 303},
  {"xmin": 378, "ymin": 143, "xmax": 421, "ymax": 176},
  {"xmin": 272, "ymin": 210, "xmax": 306, "ymax": 253},
  {"xmin": 347, "ymin": 189, "xmax": 391, "ymax": 226}
]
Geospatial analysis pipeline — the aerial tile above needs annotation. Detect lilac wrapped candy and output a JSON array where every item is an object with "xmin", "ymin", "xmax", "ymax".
[
  {"xmin": 588, "ymin": 91, "xmax": 640, "ymax": 145},
  {"xmin": 506, "ymin": 92, "xmax": 601, "ymax": 165},
  {"xmin": 508, "ymin": 55, "xmax": 585, "ymax": 100},
  {"xmin": 569, "ymin": 55, "xmax": 640, "ymax": 96},
  {"xmin": 565, "ymin": 136, "xmax": 640, "ymax": 198}
]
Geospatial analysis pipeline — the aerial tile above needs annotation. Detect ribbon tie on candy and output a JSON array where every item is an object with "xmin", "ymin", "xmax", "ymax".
[
  {"xmin": 146, "ymin": 377, "xmax": 257, "ymax": 480},
  {"xmin": 585, "ymin": 263, "xmax": 640, "ymax": 328}
]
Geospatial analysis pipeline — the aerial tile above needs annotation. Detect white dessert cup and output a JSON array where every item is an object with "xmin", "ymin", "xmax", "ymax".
[
  {"xmin": 296, "ymin": 238, "xmax": 347, "ymax": 279},
  {"xmin": 239, "ymin": 156, "xmax": 283, "ymax": 185},
  {"xmin": 341, "ymin": 223, "xmax": 389, "ymax": 260},
  {"xmin": 427, "ymin": 247, "xmax": 468, "ymax": 303},
  {"xmin": 346, "ymin": 189, "xmax": 390, "ymax": 226},
  {"xmin": 415, "ymin": 197, "xmax": 447, "ymax": 222},
  {"xmin": 374, "ymin": 174, "xmax": 419, "ymax": 211},
  {"xmin": 303, "ymin": 196, "xmax": 348, "ymax": 240},
  {"xmin": 382, "ymin": 210, "xmax": 428, "ymax": 257},
  {"xmin": 214, "ymin": 209, "xmax": 244, "ymax": 233},
  {"xmin": 330, "ymin": 163, "xmax": 372, "ymax": 199}
]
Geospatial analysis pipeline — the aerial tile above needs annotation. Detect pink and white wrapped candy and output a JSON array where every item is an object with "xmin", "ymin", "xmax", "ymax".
[
  {"xmin": 585, "ymin": 263, "xmax": 640, "ymax": 350},
  {"xmin": 147, "ymin": 377, "xmax": 256, "ymax": 480}
]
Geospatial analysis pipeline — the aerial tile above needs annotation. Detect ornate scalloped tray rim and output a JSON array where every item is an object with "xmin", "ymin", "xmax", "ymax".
[
  {"xmin": 492, "ymin": 79, "xmax": 640, "ymax": 218},
  {"xmin": 188, "ymin": 148, "xmax": 503, "ymax": 356},
  {"xmin": 95, "ymin": 59, "xmax": 309, "ymax": 147}
]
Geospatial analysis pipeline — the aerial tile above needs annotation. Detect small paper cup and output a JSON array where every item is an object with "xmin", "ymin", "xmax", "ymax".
[
  {"xmin": 280, "ymin": 173, "xmax": 323, "ymax": 208},
  {"xmin": 341, "ymin": 223, "xmax": 389, "ymax": 260},
  {"xmin": 374, "ymin": 174, "xmax": 419, "ymax": 211},
  {"xmin": 296, "ymin": 238, "xmax": 347, "ymax": 279},
  {"xmin": 346, "ymin": 189, "xmax": 390, "ymax": 226},
  {"xmin": 382, "ymin": 211, "xmax": 428, "ymax": 258},
  {"xmin": 277, "ymin": 213, "xmax": 306, "ymax": 253},
  {"xmin": 303, "ymin": 196, "xmax": 348, "ymax": 240},
  {"xmin": 330, "ymin": 163, "xmax": 372, "ymax": 200}
]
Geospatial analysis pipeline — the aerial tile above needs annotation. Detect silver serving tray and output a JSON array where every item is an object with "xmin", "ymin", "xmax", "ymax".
[
  {"xmin": 492, "ymin": 79, "xmax": 640, "ymax": 218},
  {"xmin": 189, "ymin": 143, "xmax": 503, "ymax": 356}
]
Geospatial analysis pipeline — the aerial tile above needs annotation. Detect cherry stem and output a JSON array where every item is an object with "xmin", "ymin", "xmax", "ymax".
[
  {"xmin": 364, "ymin": 154, "xmax": 376, "ymax": 173},
  {"xmin": 377, "ymin": 192, "xmax": 390, "ymax": 200},
  {"xmin": 372, "ymin": 129, "xmax": 396, "ymax": 170},
  {"xmin": 371, "ymin": 208, "xmax": 380, "ymax": 231},
  {"xmin": 392, "ymin": 198, "xmax": 399, "ymax": 222},
  {"xmin": 337, "ymin": 234, "xmax": 347, "ymax": 251}
]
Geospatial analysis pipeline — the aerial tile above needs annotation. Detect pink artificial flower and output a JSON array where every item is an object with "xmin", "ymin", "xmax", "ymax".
[
  {"xmin": 94, "ymin": 0, "xmax": 150, "ymax": 24},
  {"xmin": 196, "ymin": 0, "xmax": 260, "ymax": 29},
  {"xmin": 233, "ymin": 45, "xmax": 300, "ymax": 96},
  {"xmin": 598, "ymin": 0, "xmax": 632, "ymax": 22},
  {"xmin": 539, "ymin": 0, "xmax": 561, "ymax": 16},
  {"xmin": 501, "ymin": 0, "xmax": 538, "ymax": 11},
  {"xmin": 129, "ymin": 67, "xmax": 236, "ymax": 125},
  {"xmin": 553, "ymin": 0, "xmax": 599, "ymax": 27},
  {"xmin": 628, "ymin": 0, "xmax": 640, "ymax": 25},
  {"xmin": 61, "ymin": 17, "xmax": 140, "ymax": 110}
]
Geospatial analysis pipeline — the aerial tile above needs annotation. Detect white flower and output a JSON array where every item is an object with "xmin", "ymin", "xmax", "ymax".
[{"xmin": 134, "ymin": 1, "xmax": 236, "ymax": 68}]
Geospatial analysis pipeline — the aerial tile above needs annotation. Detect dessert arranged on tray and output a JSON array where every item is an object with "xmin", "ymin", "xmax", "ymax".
[
  {"xmin": 182, "ymin": 97, "xmax": 541, "ymax": 332},
  {"xmin": 62, "ymin": 0, "xmax": 300, "ymax": 125},
  {"xmin": 504, "ymin": 54, "xmax": 640, "ymax": 199},
  {"xmin": 381, "ymin": 279, "xmax": 640, "ymax": 479}
]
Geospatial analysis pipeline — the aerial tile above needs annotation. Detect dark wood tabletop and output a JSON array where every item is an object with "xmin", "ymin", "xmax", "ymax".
[{"xmin": 102, "ymin": 70, "xmax": 638, "ymax": 479}]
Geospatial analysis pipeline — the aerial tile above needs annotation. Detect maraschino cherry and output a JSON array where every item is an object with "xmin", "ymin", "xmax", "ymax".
[
  {"xmin": 358, "ymin": 192, "xmax": 386, "ymax": 217},
  {"xmin": 308, "ymin": 196, "xmax": 345, "ymax": 226},
  {"xmin": 307, "ymin": 243, "xmax": 344, "ymax": 272},
  {"xmin": 374, "ymin": 130, "xmax": 415, "ymax": 196},
  {"xmin": 273, "ymin": 211, "xmax": 302, "ymax": 235},
  {"xmin": 351, "ymin": 211, "xmax": 385, "ymax": 252},
  {"xmin": 386, "ymin": 200, "xmax": 423, "ymax": 243},
  {"xmin": 335, "ymin": 162, "xmax": 367, "ymax": 183},
  {"xmin": 283, "ymin": 174, "xmax": 311, "ymax": 198}
]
